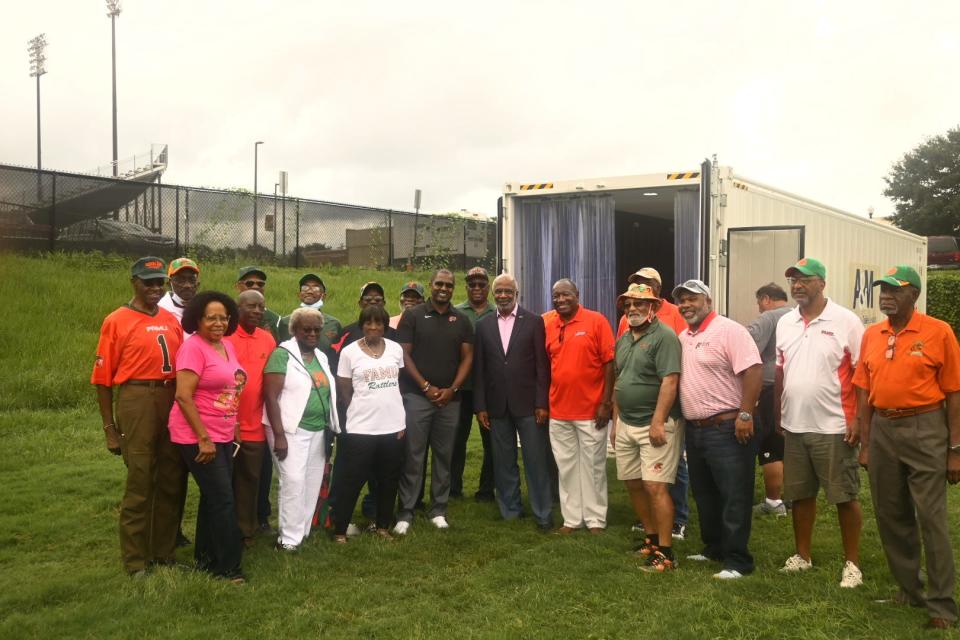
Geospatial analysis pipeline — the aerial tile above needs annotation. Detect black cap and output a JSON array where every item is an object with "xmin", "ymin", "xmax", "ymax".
[
  {"xmin": 299, "ymin": 273, "xmax": 326, "ymax": 289},
  {"xmin": 237, "ymin": 265, "xmax": 266, "ymax": 281}
]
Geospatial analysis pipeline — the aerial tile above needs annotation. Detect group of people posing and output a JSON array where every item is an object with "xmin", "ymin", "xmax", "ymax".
[{"xmin": 92, "ymin": 255, "xmax": 959, "ymax": 631}]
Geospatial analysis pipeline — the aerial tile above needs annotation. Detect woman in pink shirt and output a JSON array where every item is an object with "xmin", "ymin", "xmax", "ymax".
[{"xmin": 170, "ymin": 291, "xmax": 247, "ymax": 584}]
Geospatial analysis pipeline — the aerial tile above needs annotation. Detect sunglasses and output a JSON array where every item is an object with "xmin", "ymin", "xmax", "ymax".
[
  {"xmin": 242, "ymin": 279, "xmax": 266, "ymax": 288},
  {"xmin": 885, "ymin": 334, "xmax": 896, "ymax": 360},
  {"xmin": 467, "ymin": 281, "xmax": 487, "ymax": 289},
  {"xmin": 787, "ymin": 276, "xmax": 819, "ymax": 286},
  {"xmin": 361, "ymin": 296, "xmax": 385, "ymax": 304},
  {"xmin": 433, "ymin": 282, "xmax": 454, "ymax": 290},
  {"xmin": 300, "ymin": 284, "xmax": 323, "ymax": 291}
]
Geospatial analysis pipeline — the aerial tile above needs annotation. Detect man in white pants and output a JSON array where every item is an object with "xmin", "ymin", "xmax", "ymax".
[{"xmin": 543, "ymin": 279, "xmax": 615, "ymax": 534}]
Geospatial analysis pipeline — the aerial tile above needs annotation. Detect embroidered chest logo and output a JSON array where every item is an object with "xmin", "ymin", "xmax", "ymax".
[
  {"xmin": 820, "ymin": 330, "xmax": 835, "ymax": 337},
  {"xmin": 910, "ymin": 340, "xmax": 925, "ymax": 356},
  {"xmin": 448, "ymin": 316, "xmax": 457, "ymax": 323}
]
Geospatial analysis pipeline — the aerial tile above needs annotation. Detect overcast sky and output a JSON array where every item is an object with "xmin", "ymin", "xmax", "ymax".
[{"xmin": 1, "ymin": 1, "xmax": 958, "ymax": 217}]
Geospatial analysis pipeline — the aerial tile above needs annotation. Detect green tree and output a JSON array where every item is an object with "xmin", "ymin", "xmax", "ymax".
[{"xmin": 884, "ymin": 126, "xmax": 960, "ymax": 236}]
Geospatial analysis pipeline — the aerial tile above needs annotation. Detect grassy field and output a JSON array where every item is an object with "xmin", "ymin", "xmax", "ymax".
[{"xmin": 1, "ymin": 252, "xmax": 958, "ymax": 639}]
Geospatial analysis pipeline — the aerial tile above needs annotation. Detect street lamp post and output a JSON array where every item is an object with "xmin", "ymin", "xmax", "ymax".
[
  {"xmin": 106, "ymin": 1, "xmax": 121, "ymax": 177},
  {"xmin": 253, "ymin": 141, "xmax": 264, "ymax": 248}
]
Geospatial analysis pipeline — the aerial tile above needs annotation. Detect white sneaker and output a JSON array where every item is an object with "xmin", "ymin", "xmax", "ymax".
[
  {"xmin": 392, "ymin": 521, "xmax": 410, "ymax": 536},
  {"xmin": 713, "ymin": 569, "xmax": 744, "ymax": 580},
  {"xmin": 686, "ymin": 554, "xmax": 711, "ymax": 562},
  {"xmin": 345, "ymin": 523, "xmax": 362, "ymax": 537},
  {"xmin": 430, "ymin": 515, "xmax": 450, "ymax": 529},
  {"xmin": 840, "ymin": 561, "xmax": 863, "ymax": 588},
  {"xmin": 780, "ymin": 554, "xmax": 813, "ymax": 573}
]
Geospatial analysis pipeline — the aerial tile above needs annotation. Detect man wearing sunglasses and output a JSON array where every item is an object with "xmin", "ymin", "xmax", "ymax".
[
  {"xmin": 277, "ymin": 274, "xmax": 343, "ymax": 361},
  {"xmin": 854, "ymin": 265, "xmax": 960, "ymax": 631},
  {"xmin": 451, "ymin": 267, "xmax": 496, "ymax": 502},
  {"xmin": 774, "ymin": 257, "xmax": 865, "ymax": 589},
  {"xmin": 235, "ymin": 266, "xmax": 280, "ymax": 341}
]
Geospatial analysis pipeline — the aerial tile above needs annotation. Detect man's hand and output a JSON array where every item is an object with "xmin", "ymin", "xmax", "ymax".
[
  {"xmin": 858, "ymin": 446, "xmax": 869, "ymax": 471},
  {"xmin": 103, "ymin": 423, "xmax": 122, "ymax": 456},
  {"xmin": 535, "ymin": 408, "xmax": 549, "ymax": 426},
  {"xmin": 948, "ymin": 451, "xmax": 960, "ymax": 485},
  {"xmin": 734, "ymin": 417, "xmax": 754, "ymax": 444},
  {"xmin": 273, "ymin": 432, "xmax": 289, "ymax": 461},
  {"xmin": 595, "ymin": 402, "xmax": 612, "ymax": 430},
  {"xmin": 649, "ymin": 420, "xmax": 667, "ymax": 447},
  {"xmin": 477, "ymin": 411, "xmax": 491, "ymax": 430},
  {"xmin": 844, "ymin": 419, "xmax": 860, "ymax": 446},
  {"xmin": 432, "ymin": 388, "xmax": 454, "ymax": 408}
]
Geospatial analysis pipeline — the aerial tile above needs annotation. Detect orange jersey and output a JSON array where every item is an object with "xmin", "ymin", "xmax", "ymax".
[
  {"xmin": 91, "ymin": 305, "xmax": 183, "ymax": 386},
  {"xmin": 616, "ymin": 298, "xmax": 687, "ymax": 338},
  {"xmin": 853, "ymin": 311, "xmax": 960, "ymax": 409},
  {"xmin": 543, "ymin": 306, "xmax": 615, "ymax": 420}
]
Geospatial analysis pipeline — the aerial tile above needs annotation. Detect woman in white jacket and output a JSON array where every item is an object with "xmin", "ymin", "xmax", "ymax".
[{"xmin": 263, "ymin": 307, "xmax": 340, "ymax": 551}]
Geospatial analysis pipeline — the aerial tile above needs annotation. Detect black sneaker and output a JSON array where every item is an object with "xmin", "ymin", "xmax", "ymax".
[{"xmin": 672, "ymin": 523, "xmax": 686, "ymax": 541}]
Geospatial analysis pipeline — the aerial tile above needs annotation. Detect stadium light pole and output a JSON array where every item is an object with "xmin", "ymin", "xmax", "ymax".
[
  {"xmin": 254, "ymin": 141, "xmax": 264, "ymax": 248},
  {"xmin": 28, "ymin": 34, "xmax": 48, "ymax": 172},
  {"xmin": 106, "ymin": 1, "xmax": 121, "ymax": 177}
]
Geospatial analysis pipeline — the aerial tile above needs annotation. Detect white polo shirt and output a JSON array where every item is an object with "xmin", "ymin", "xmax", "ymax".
[{"xmin": 776, "ymin": 299, "xmax": 864, "ymax": 434}]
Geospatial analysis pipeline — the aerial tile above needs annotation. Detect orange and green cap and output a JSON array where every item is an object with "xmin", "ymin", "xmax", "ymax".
[
  {"xmin": 617, "ymin": 283, "xmax": 662, "ymax": 311},
  {"xmin": 785, "ymin": 257, "xmax": 826, "ymax": 280},
  {"xmin": 872, "ymin": 265, "xmax": 921, "ymax": 291},
  {"xmin": 168, "ymin": 257, "xmax": 199, "ymax": 276}
]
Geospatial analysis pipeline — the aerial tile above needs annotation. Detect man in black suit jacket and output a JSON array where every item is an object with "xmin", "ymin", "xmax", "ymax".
[{"xmin": 474, "ymin": 273, "xmax": 554, "ymax": 531}]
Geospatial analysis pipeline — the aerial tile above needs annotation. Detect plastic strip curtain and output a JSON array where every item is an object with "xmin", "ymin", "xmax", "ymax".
[{"xmin": 673, "ymin": 189, "xmax": 701, "ymax": 285}]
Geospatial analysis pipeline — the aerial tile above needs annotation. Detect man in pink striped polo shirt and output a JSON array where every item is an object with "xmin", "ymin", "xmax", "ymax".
[
  {"xmin": 674, "ymin": 279, "xmax": 762, "ymax": 580},
  {"xmin": 775, "ymin": 257, "xmax": 865, "ymax": 588}
]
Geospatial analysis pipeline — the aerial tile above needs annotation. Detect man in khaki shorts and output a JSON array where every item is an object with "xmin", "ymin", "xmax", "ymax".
[{"xmin": 611, "ymin": 283, "xmax": 683, "ymax": 572}]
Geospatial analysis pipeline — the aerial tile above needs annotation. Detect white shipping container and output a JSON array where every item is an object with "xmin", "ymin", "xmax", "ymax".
[{"xmin": 499, "ymin": 159, "xmax": 926, "ymax": 328}]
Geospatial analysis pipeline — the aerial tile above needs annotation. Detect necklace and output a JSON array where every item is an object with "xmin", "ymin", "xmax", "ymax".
[{"xmin": 360, "ymin": 337, "xmax": 385, "ymax": 358}]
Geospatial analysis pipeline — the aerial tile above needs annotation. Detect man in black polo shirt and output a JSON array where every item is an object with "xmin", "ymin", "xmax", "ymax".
[{"xmin": 394, "ymin": 269, "xmax": 474, "ymax": 534}]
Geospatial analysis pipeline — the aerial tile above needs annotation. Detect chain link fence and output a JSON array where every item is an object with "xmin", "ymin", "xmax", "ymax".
[{"xmin": 0, "ymin": 163, "xmax": 497, "ymax": 271}]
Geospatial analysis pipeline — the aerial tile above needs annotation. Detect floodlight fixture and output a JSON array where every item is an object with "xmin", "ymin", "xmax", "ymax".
[
  {"xmin": 106, "ymin": 0, "xmax": 121, "ymax": 17},
  {"xmin": 28, "ymin": 34, "xmax": 47, "ymax": 77}
]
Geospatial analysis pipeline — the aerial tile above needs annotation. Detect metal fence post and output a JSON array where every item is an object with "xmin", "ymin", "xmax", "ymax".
[
  {"xmin": 184, "ymin": 188, "xmax": 190, "ymax": 252},
  {"xmin": 49, "ymin": 172, "xmax": 56, "ymax": 251},
  {"xmin": 174, "ymin": 186, "xmax": 180, "ymax": 255},
  {"xmin": 294, "ymin": 199, "xmax": 301, "ymax": 268},
  {"xmin": 388, "ymin": 211, "xmax": 393, "ymax": 267},
  {"xmin": 157, "ymin": 176, "xmax": 163, "ymax": 235}
]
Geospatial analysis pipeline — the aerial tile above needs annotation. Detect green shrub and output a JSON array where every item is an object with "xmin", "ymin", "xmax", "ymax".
[{"xmin": 927, "ymin": 272, "xmax": 960, "ymax": 335}]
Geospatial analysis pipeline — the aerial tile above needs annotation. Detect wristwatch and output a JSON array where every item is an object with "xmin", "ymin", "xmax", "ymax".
[
  {"xmin": 738, "ymin": 411, "xmax": 753, "ymax": 422},
  {"xmin": 949, "ymin": 443, "xmax": 960, "ymax": 453}
]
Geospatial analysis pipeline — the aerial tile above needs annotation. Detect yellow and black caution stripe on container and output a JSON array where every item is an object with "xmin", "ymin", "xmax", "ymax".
[
  {"xmin": 666, "ymin": 172, "xmax": 701, "ymax": 180},
  {"xmin": 519, "ymin": 183, "xmax": 554, "ymax": 191}
]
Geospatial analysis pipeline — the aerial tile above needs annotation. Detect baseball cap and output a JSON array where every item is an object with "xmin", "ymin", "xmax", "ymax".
[
  {"xmin": 359, "ymin": 281, "xmax": 385, "ymax": 298},
  {"xmin": 237, "ymin": 265, "xmax": 266, "ymax": 281},
  {"xmin": 671, "ymin": 279, "xmax": 711, "ymax": 300},
  {"xmin": 401, "ymin": 281, "xmax": 425, "ymax": 297},
  {"xmin": 299, "ymin": 273, "xmax": 325, "ymax": 289},
  {"xmin": 131, "ymin": 256, "xmax": 167, "ymax": 280},
  {"xmin": 617, "ymin": 283, "xmax": 661, "ymax": 311},
  {"xmin": 168, "ymin": 257, "xmax": 199, "ymax": 277},
  {"xmin": 785, "ymin": 257, "xmax": 826, "ymax": 280},
  {"xmin": 872, "ymin": 265, "xmax": 922, "ymax": 291},
  {"xmin": 466, "ymin": 266, "xmax": 489, "ymax": 281},
  {"xmin": 627, "ymin": 267, "xmax": 662, "ymax": 286}
]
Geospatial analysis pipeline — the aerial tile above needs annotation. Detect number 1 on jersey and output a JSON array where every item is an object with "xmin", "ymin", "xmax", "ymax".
[{"xmin": 157, "ymin": 335, "xmax": 173, "ymax": 373}]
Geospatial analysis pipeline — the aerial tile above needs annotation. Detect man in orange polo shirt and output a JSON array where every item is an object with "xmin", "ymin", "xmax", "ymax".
[
  {"xmin": 544, "ymin": 278, "xmax": 615, "ymax": 534},
  {"xmin": 224, "ymin": 289, "xmax": 276, "ymax": 548},
  {"xmin": 854, "ymin": 265, "xmax": 960, "ymax": 631}
]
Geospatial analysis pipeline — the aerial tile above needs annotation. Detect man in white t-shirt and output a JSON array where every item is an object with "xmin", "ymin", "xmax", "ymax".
[{"xmin": 775, "ymin": 258, "xmax": 865, "ymax": 588}]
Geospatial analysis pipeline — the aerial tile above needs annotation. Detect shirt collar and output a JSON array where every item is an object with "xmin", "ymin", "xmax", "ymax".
[
  {"xmin": 880, "ymin": 309, "xmax": 923, "ymax": 334},
  {"xmin": 685, "ymin": 310, "xmax": 716, "ymax": 336},
  {"xmin": 498, "ymin": 306, "xmax": 518, "ymax": 320}
]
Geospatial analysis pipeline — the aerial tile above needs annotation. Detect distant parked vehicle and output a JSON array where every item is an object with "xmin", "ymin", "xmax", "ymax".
[
  {"xmin": 927, "ymin": 236, "xmax": 960, "ymax": 270},
  {"xmin": 57, "ymin": 219, "xmax": 174, "ymax": 254}
]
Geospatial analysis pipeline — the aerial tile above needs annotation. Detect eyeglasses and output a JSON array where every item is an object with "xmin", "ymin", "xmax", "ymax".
[
  {"xmin": 361, "ymin": 296, "xmax": 385, "ymax": 304},
  {"xmin": 433, "ymin": 282, "xmax": 454, "ymax": 290},
  {"xmin": 300, "ymin": 326, "xmax": 323, "ymax": 334},
  {"xmin": 172, "ymin": 274, "xmax": 198, "ymax": 284},
  {"xmin": 141, "ymin": 278, "xmax": 165, "ymax": 288},
  {"xmin": 242, "ymin": 279, "xmax": 266, "ymax": 289},
  {"xmin": 466, "ymin": 282, "xmax": 487, "ymax": 289},
  {"xmin": 885, "ymin": 333, "xmax": 896, "ymax": 360},
  {"xmin": 203, "ymin": 315, "xmax": 230, "ymax": 323},
  {"xmin": 300, "ymin": 284, "xmax": 322, "ymax": 291},
  {"xmin": 787, "ymin": 276, "xmax": 819, "ymax": 286}
]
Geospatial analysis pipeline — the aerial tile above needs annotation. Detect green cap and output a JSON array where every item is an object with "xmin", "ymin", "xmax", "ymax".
[
  {"xmin": 872, "ymin": 265, "xmax": 922, "ymax": 291},
  {"xmin": 785, "ymin": 257, "xmax": 826, "ymax": 280},
  {"xmin": 131, "ymin": 256, "xmax": 167, "ymax": 280},
  {"xmin": 237, "ymin": 266, "xmax": 266, "ymax": 281},
  {"xmin": 400, "ymin": 281, "xmax": 424, "ymax": 297}
]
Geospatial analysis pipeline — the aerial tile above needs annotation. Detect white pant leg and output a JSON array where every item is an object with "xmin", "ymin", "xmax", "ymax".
[
  {"xmin": 300, "ymin": 429, "xmax": 327, "ymax": 540},
  {"xmin": 578, "ymin": 420, "xmax": 609, "ymax": 528},
  {"xmin": 550, "ymin": 419, "xmax": 583, "ymax": 529},
  {"xmin": 275, "ymin": 428, "xmax": 325, "ymax": 546}
]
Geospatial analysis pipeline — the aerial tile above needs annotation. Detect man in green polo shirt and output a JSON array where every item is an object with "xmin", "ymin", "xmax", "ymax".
[
  {"xmin": 611, "ymin": 283, "xmax": 683, "ymax": 572},
  {"xmin": 452, "ymin": 267, "xmax": 496, "ymax": 500}
]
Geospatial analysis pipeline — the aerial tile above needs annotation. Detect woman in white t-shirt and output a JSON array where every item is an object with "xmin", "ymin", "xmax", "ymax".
[{"xmin": 331, "ymin": 305, "xmax": 407, "ymax": 542}]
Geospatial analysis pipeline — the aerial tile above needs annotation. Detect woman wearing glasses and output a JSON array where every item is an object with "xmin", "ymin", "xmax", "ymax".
[
  {"xmin": 169, "ymin": 291, "xmax": 247, "ymax": 584},
  {"xmin": 263, "ymin": 307, "xmax": 340, "ymax": 551}
]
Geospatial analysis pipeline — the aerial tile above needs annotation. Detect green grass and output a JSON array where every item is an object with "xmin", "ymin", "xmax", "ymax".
[{"xmin": 0, "ymin": 252, "xmax": 957, "ymax": 638}]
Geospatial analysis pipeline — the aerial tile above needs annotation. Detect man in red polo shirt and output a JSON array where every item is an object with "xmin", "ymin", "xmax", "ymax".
[
  {"xmin": 544, "ymin": 278, "xmax": 615, "ymax": 534},
  {"xmin": 855, "ymin": 265, "xmax": 960, "ymax": 631},
  {"xmin": 224, "ymin": 289, "xmax": 276, "ymax": 548}
]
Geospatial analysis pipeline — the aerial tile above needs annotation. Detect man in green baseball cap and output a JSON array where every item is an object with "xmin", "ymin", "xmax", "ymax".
[
  {"xmin": 871, "ymin": 265, "xmax": 922, "ymax": 291},
  {"xmin": 131, "ymin": 256, "xmax": 168, "ymax": 280},
  {"xmin": 784, "ymin": 257, "xmax": 827, "ymax": 281},
  {"xmin": 235, "ymin": 266, "xmax": 280, "ymax": 340}
]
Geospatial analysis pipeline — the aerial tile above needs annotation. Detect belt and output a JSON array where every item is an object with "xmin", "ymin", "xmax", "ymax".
[
  {"xmin": 123, "ymin": 379, "xmax": 176, "ymax": 388},
  {"xmin": 876, "ymin": 402, "xmax": 943, "ymax": 420},
  {"xmin": 688, "ymin": 410, "xmax": 739, "ymax": 428}
]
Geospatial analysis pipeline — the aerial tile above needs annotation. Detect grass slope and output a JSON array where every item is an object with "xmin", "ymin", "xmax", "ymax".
[{"xmin": 0, "ymin": 253, "xmax": 956, "ymax": 639}]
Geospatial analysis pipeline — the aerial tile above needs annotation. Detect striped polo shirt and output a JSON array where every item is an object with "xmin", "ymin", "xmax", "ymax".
[
  {"xmin": 678, "ymin": 312, "xmax": 762, "ymax": 420},
  {"xmin": 776, "ymin": 299, "xmax": 864, "ymax": 434}
]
